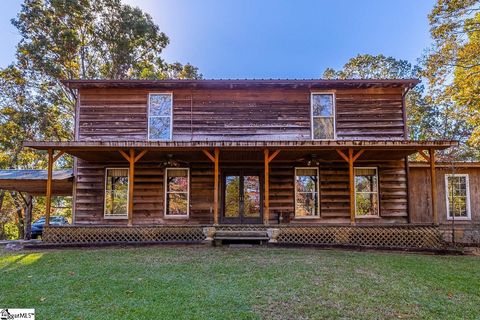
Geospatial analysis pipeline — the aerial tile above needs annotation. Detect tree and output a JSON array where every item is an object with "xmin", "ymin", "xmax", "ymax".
[{"xmin": 423, "ymin": 0, "xmax": 480, "ymax": 154}]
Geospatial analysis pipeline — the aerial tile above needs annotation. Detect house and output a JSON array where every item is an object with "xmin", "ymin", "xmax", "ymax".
[{"xmin": 24, "ymin": 79, "xmax": 476, "ymax": 248}]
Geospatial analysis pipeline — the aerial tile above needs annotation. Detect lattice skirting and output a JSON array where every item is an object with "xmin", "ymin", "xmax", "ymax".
[
  {"xmin": 275, "ymin": 225, "xmax": 445, "ymax": 249},
  {"xmin": 43, "ymin": 226, "xmax": 207, "ymax": 244}
]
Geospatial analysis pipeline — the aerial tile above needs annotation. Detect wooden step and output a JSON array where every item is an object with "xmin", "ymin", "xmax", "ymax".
[{"xmin": 214, "ymin": 230, "xmax": 269, "ymax": 241}]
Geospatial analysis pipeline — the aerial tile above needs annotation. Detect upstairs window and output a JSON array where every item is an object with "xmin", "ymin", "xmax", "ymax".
[
  {"xmin": 104, "ymin": 168, "xmax": 129, "ymax": 218},
  {"xmin": 165, "ymin": 168, "xmax": 190, "ymax": 217},
  {"xmin": 148, "ymin": 93, "xmax": 173, "ymax": 140},
  {"xmin": 354, "ymin": 167, "xmax": 379, "ymax": 217},
  {"xmin": 445, "ymin": 174, "xmax": 471, "ymax": 220},
  {"xmin": 295, "ymin": 168, "xmax": 319, "ymax": 217},
  {"xmin": 311, "ymin": 93, "xmax": 335, "ymax": 140}
]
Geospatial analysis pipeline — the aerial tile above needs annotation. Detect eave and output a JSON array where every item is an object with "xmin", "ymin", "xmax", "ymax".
[
  {"xmin": 23, "ymin": 140, "xmax": 457, "ymax": 162},
  {"xmin": 61, "ymin": 78, "xmax": 420, "ymax": 90}
]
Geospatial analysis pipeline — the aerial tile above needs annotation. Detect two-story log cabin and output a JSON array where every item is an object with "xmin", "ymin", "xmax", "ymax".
[{"xmin": 24, "ymin": 79, "xmax": 460, "ymax": 248}]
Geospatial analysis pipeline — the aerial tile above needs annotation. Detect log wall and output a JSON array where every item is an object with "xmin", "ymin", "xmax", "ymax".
[
  {"xmin": 73, "ymin": 159, "xmax": 408, "ymax": 225},
  {"xmin": 77, "ymin": 87, "xmax": 406, "ymax": 141}
]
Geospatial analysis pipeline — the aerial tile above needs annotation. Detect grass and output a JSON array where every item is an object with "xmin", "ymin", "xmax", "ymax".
[{"xmin": 0, "ymin": 246, "xmax": 479, "ymax": 319}]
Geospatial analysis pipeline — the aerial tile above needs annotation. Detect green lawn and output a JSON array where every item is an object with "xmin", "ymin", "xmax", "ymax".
[{"xmin": 0, "ymin": 246, "xmax": 479, "ymax": 319}]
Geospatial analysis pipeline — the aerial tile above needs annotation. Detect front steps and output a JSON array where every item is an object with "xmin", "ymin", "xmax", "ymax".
[{"xmin": 213, "ymin": 230, "xmax": 269, "ymax": 245}]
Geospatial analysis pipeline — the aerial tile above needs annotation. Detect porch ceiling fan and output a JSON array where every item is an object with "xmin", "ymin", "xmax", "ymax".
[
  {"xmin": 158, "ymin": 154, "xmax": 189, "ymax": 168},
  {"xmin": 294, "ymin": 153, "xmax": 322, "ymax": 166}
]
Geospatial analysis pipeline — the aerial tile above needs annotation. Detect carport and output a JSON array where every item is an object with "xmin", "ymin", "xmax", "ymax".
[{"xmin": 0, "ymin": 169, "xmax": 73, "ymax": 239}]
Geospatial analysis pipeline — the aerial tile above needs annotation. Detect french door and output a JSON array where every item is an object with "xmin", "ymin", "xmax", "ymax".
[{"xmin": 222, "ymin": 170, "xmax": 263, "ymax": 224}]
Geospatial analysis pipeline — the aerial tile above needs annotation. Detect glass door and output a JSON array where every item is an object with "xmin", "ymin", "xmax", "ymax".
[{"xmin": 222, "ymin": 170, "xmax": 262, "ymax": 224}]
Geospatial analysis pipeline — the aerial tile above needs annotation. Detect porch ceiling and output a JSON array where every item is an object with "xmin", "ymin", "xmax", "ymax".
[{"xmin": 23, "ymin": 140, "xmax": 457, "ymax": 163}]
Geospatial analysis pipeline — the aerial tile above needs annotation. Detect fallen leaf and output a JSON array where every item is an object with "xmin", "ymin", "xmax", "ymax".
[
  {"xmin": 125, "ymin": 290, "xmax": 134, "ymax": 294},
  {"xmin": 68, "ymin": 271, "xmax": 75, "ymax": 276}
]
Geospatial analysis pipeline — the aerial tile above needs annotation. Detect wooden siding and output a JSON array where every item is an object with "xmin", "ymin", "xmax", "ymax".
[
  {"xmin": 77, "ymin": 87, "xmax": 406, "ymax": 141},
  {"xmin": 73, "ymin": 159, "xmax": 408, "ymax": 225},
  {"xmin": 409, "ymin": 166, "xmax": 480, "ymax": 225}
]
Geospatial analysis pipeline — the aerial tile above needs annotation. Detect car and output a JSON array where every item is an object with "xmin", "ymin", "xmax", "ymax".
[{"xmin": 31, "ymin": 216, "xmax": 69, "ymax": 239}]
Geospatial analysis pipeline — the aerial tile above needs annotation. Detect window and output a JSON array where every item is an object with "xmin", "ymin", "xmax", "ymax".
[
  {"xmin": 311, "ymin": 93, "xmax": 335, "ymax": 140},
  {"xmin": 295, "ymin": 168, "xmax": 319, "ymax": 217},
  {"xmin": 104, "ymin": 168, "xmax": 129, "ymax": 218},
  {"xmin": 354, "ymin": 167, "xmax": 379, "ymax": 217},
  {"xmin": 165, "ymin": 168, "xmax": 190, "ymax": 217},
  {"xmin": 148, "ymin": 93, "xmax": 173, "ymax": 140},
  {"xmin": 445, "ymin": 174, "xmax": 471, "ymax": 220}
]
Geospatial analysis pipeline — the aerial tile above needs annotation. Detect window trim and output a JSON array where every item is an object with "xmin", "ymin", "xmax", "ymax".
[
  {"xmin": 104, "ymin": 167, "xmax": 129, "ymax": 220},
  {"xmin": 310, "ymin": 92, "xmax": 336, "ymax": 141},
  {"xmin": 294, "ymin": 167, "xmax": 320, "ymax": 219},
  {"xmin": 354, "ymin": 167, "xmax": 380, "ymax": 218},
  {"xmin": 445, "ymin": 174, "xmax": 471, "ymax": 221},
  {"xmin": 147, "ymin": 92, "xmax": 174, "ymax": 141},
  {"xmin": 164, "ymin": 167, "xmax": 190, "ymax": 219}
]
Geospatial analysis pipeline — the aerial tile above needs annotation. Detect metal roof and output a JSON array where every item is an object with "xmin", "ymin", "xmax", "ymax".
[
  {"xmin": 0, "ymin": 169, "xmax": 73, "ymax": 180},
  {"xmin": 61, "ymin": 78, "xmax": 420, "ymax": 90}
]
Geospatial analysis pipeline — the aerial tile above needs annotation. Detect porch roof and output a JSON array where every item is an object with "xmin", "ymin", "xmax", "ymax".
[
  {"xmin": 0, "ymin": 169, "xmax": 73, "ymax": 195},
  {"xmin": 24, "ymin": 140, "xmax": 457, "ymax": 162}
]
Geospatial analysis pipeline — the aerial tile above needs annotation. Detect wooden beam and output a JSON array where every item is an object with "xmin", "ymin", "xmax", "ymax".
[
  {"xmin": 134, "ymin": 150, "xmax": 148, "ymax": 163},
  {"xmin": 202, "ymin": 149, "xmax": 216, "ymax": 163},
  {"xmin": 348, "ymin": 149, "xmax": 355, "ymax": 225},
  {"xmin": 264, "ymin": 149, "xmax": 270, "ymax": 225},
  {"xmin": 45, "ymin": 149, "xmax": 54, "ymax": 226},
  {"xmin": 417, "ymin": 149, "xmax": 430, "ymax": 162},
  {"xmin": 336, "ymin": 149, "xmax": 349, "ymax": 163},
  {"xmin": 352, "ymin": 149, "xmax": 365, "ymax": 162},
  {"xmin": 268, "ymin": 149, "xmax": 281, "ymax": 163},
  {"xmin": 128, "ymin": 148, "xmax": 135, "ymax": 226},
  {"xmin": 53, "ymin": 150, "xmax": 65, "ymax": 163},
  {"xmin": 429, "ymin": 149, "xmax": 438, "ymax": 225},
  {"xmin": 213, "ymin": 148, "xmax": 220, "ymax": 225},
  {"xmin": 119, "ymin": 149, "xmax": 130, "ymax": 162}
]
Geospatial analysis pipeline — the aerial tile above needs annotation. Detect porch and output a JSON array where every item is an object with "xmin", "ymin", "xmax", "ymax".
[{"xmin": 24, "ymin": 140, "xmax": 456, "ymax": 228}]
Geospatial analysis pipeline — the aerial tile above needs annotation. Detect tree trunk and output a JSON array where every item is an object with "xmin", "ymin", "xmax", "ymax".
[
  {"xmin": 0, "ymin": 190, "xmax": 5, "ymax": 239},
  {"xmin": 24, "ymin": 194, "xmax": 33, "ymax": 240},
  {"xmin": 10, "ymin": 192, "xmax": 25, "ymax": 240}
]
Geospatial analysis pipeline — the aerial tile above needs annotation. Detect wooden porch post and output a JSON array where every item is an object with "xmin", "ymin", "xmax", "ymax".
[
  {"xmin": 348, "ymin": 149, "xmax": 355, "ymax": 225},
  {"xmin": 429, "ymin": 149, "xmax": 438, "ymax": 225},
  {"xmin": 45, "ymin": 149, "xmax": 65, "ymax": 226},
  {"xmin": 417, "ymin": 149, "xmax": 438, "ymax": 225},
  {"xmin": 128, "ymin": 149, "xmax": 135, "ymax": 226},
  {"xmin": 264, "ymin": 149, "xmax": 281, "ymax": 225},
  {"xmin": 202, "ymin": 148, "xmax": 220, "ymax": 225},
  {"xmin": 119, "ymin": 149, "xmax": 148, "ymax": 226},
  {"xmin": 336, "ymin": 148, "xmax": 364, "ymax": 225},
  {"xmin": 45, "ymin": 149, "xmax": 53, "ymax": 226}
]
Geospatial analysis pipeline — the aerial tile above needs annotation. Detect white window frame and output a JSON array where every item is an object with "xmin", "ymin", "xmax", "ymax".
[
  {"xmin": 294, "ymin": 167, "xmax": 320, "ymax": 218},
  {"xmin": 445, "ymin": 174, "xmax": 471, "ymax": 221},
  {"xmin": 147, "ymin": 92, "xmax": 173, "ymax": 141},
  {"xmin": 164, "ymin": 167, "xmax": 190, "ymax": 219},
  {"xmin": 104, "ymin": 167, "xmax": 129, "ymax": 219},
  {"xmin": 354, "ymin": 167, "xmax": 380, "ymax": 218},
  {"xmin": 310, "ymin": 92, "xmax": 336, "ymax": 140}
]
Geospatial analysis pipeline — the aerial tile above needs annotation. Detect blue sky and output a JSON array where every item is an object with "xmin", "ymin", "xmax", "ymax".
[{"xmin": 0, "ymin": 0, "xmax": 435, "ymax": 78}]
